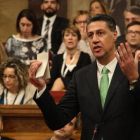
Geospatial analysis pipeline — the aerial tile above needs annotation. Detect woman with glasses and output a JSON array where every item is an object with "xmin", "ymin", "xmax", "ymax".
[
  {"xmin": 57, "ymin": 10, "xmax": 95, "ymax": 62},
  {"xmin": 0, "ymin": 58, "xmax": 36, "ymax": 104},
  {"xmin": 5, "ymin": 9, "xmax": 47, "ymax": 66}
]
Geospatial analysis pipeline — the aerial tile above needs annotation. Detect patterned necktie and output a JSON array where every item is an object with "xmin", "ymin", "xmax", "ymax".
[
  {"xmin": 100, "ymin": 67, "xmax": 109, "ymax": 108},
  {"xmin": 44, "ymin": 19, "xmax": 50, "ymax": 39}
]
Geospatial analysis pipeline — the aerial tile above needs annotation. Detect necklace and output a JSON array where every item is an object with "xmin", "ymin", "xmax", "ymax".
[
  {"xmin": 68, "ymin": 51, "xmax": 78, "ymax": 60},
  {"xmin": 61, "ymin": 50, "xmax": 79, "ymax": 77},
  {"xmin": 70, "ymin": 55, "xmax": 73, "ymax": 60},
  {"xmin": 6, "ymin": 89, "xmax": 19, "ymax": 105}
]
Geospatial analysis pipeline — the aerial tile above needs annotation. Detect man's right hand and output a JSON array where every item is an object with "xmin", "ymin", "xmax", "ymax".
[{"xmin": 29, "ymin": 60, "xmax": 46, "ymax": 91}]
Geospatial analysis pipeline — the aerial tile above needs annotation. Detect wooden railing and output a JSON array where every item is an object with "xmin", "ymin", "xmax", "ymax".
[{"xmin": 0, "ymin": 91, "xmax": 81, "ymax": 140}]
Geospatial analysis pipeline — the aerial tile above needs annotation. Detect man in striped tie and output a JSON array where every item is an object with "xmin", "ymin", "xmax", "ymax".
[{"xmin": 38, "ymin": 0, "xmax": 69, "ymax": 54}]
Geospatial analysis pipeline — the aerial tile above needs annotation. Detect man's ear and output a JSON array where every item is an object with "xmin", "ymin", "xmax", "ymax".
[
  {"xmin": 57, "ymin": 4, "xmax": 60, "ymax": 10},
  {"xmin": 41, "ymin": 4, "xmax": 43, "ymax": 10},
  {"xmin": 72, "ymin": 129, "xmax": 77, "ymax": 135},
  {"xmin": 113, "ymin": 30, "xmax": 118, "ymax": 42}
]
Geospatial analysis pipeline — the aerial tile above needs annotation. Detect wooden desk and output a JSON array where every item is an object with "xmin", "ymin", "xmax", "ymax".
[{"xmin": 0, "ymin": 91, "xmax": 81, "ymax": 140}]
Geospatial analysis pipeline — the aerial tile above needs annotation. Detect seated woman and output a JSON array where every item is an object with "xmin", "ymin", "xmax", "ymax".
[
  {"xmin": 0, "ymin": 58, "xmax": 36, "ymax": 104},
  {"xmin": 58, "ymin": 10, "xmax": 95, "ymax": 62},
  {"xmin": 0, "ymin": 41, "xmax": 7, "ymax": 64},
  {"xmin": 50, "ymin": 25, "xmax": 91, "ymax": 91},
  {"xmin": 5, "ymin": 9, "xmax": 47, "ymax": 66},
  {"xmin": 89, "ymin": 0, "xmax": 121, "ymax": 36}
]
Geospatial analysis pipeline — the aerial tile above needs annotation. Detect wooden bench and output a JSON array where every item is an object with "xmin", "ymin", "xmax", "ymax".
[{"xmin": 0, "ymin": 91, "xmax": 81, "ymax": 140}]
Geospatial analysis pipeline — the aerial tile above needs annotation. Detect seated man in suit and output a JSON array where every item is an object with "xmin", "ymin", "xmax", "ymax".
[
  {"xmin": 125, "ymin": 21, "xmax": 140, "ymax": 56},
  {"xmin": 38, "ymin": 0, "xmax": 69, "ymax": 54},
  {"xmin": 29, "ymin": 14, "xmax": 140, "ymax": 140},
  {"xmin": 116, "ymin": 6, "xmax": 140, "ymax": 47},
  {"xmin": 0, "ymin": 112, "xmax": 15, "ymax": 140},
  {"xmin": 46, "ymin": 114, "xmax": 80, "ymax": 140}
]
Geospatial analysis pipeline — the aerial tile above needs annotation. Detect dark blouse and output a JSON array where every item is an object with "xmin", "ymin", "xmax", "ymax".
[{"xmin": 49, "ymin": 51, "xmax": 91, "ymax": 89}]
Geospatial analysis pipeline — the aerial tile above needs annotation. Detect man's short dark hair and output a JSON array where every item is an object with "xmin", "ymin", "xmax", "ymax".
[
  {"xmin": 74, "ymin": 114, "xmax": 81, "ymax": 129},
  {"xmin": 87, "ymin": 14, "xmax": 116, "ymax": 32},
  {"xmin": 16, "ymin": 9, "xmax": 39, "ymax": 35},
  {"xmin": 126, "ymin": 21, "xmax": 140, "ymax": 31},
  {"xmin": 125, "ymin": 6, "xmax": 140, "ymax": 16},
  {"xmin": 42, "ymin": 0, "xmax": 59, "ymax": 3}
]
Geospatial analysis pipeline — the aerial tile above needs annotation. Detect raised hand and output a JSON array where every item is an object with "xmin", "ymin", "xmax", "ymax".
[
  {"xmin": 29, "ymin": 60, "xmax": 46, "ymax": 91},
  {"xmin": 79, "ymin": 27, "xmax": 87, "ymax": 40},
  {"xmin": 115, "ymin": 42, "xmax": 139, "ymax": 82}
]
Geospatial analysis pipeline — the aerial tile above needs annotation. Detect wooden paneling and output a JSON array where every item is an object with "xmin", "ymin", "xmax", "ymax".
[{"xmin": 0, "ymin": 91, "xmax": 81, "ymax": 140}]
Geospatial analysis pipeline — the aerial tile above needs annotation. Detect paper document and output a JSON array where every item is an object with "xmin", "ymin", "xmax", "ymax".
[{"xmin": 36, "ymin": 52, "xmax": 50, "ymax": 79}]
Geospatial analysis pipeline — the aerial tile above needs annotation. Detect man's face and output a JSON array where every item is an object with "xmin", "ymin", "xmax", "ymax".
[
  {"xmin": 54, "ymin": 117, "xmax": 77, "ymax": 139},
  {"xmin": 124, "ymin": 11, "xmax": 140, "ymax": 27},
  {"xmin": 41, "ymin": 0, "xmax": 59, "ymax": 17},
  {"xmin": 87, "ymin": 21, "xmax": 117, "ymax": 64},
  {"xmin": 126, "ymin": 24, "xmax": 140, "ymax": 50}
]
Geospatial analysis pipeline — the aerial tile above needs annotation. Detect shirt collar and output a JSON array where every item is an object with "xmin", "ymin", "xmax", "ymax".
[
  {"xmin": 97, "ymin": 57, "xmax": 117, "ymax": 74},
  {"xmin": 43, "ymin": 14, "xmax": 56, "ymax": 26}
]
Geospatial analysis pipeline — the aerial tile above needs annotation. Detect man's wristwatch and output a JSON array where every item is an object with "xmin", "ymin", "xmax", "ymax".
[{"xmin": 129, "ymin": 80, "xmax": 138, "ymax": 90}]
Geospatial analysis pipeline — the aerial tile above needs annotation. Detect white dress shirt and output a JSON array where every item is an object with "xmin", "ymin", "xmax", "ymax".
[
  {"xmin": 97, "ymin": 57, "xmax": 117, "ymax": 88},
  {"xmin": 36, "ymin": 58, "xmax": 118, "ymax": 99}
]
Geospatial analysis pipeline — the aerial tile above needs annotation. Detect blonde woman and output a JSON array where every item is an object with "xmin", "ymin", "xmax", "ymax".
[{"xmin": 0, "ymin": 58, "xmax": 36, "ymax": 104}]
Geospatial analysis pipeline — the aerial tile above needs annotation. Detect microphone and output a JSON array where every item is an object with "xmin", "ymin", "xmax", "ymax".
[{"xmin": 92, "ymin": 124, "xmax": 98, "ymax": 140}]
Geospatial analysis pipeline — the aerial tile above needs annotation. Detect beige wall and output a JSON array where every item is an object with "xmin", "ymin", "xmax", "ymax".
[
  {"xmin": 67, "ymin": 0, "xmax": 91, "ymax": 20},
  {"xmin": 0, "ymin": 0, "xmax": 91, "ymax": 43},
  {"xmin": 0, "ymin": 0, "xmax": 28, "ymax": 42}
]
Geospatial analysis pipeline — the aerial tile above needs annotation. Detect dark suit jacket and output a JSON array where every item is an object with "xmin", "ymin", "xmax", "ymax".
[
  {"xmin": 34, "ymin": 61, "xmax": 140, "ymax": 140},
  {"xmin": 38, "ymin": 16, "xmax": 69, "ymax": 54},
  {"xmin": 48, "ymin": 52, "xmax": 91, "ymax": 89}
]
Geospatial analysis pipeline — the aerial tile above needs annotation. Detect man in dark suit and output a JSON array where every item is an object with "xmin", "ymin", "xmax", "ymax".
[
  {"xmin": 0, "ymin": 112, "xmax": 15, "ymax": 140},
  {"xmin": 38, "ymin": 0, "xmax": 69, "ymax": 54},
  {"xmin": 125, "ymin": 21, "xmax": 140, "ymax": 56},
  {"xmin": 29, "ymin": 14, "xmax": 140, "ymax": 140},
  {"xmin": 116, "ymin": 6, "xmax": 140, "ymax": 47}
]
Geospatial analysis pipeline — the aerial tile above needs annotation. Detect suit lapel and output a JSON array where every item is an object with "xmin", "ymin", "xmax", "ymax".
[
  {"xmin": 85, "ymin": 62, "xmax": 125, "ymax": 112},
  {"xmin": 85, "ymin": 62, "xmax": 102, "ymax": 110},
  {"xmin": 38, "ymin": 18, "xmax": 43, "ymax": 35},
  {"xmin": 104, "ymin": 63, "xmax": 125, "ymax": 110},
  {"xmin": 51, "ymin": 17, "xmax": 60, "ymax": 39}
]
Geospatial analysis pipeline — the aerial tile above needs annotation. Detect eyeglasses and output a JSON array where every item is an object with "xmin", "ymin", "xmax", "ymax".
[
  {"xmin": 3, "ymin": 75, "xmax": 16, "ymax": 80},
  {"xmin": 75, "ymin": 21, "xmax": 87, "ymax": 25},
  {"xmin": 127, "ymin": 30, "xmax": 140, "ymax": 36}
]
